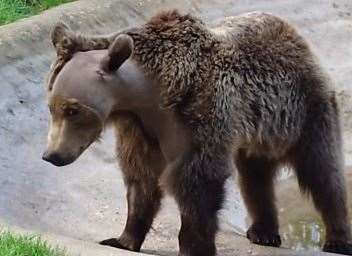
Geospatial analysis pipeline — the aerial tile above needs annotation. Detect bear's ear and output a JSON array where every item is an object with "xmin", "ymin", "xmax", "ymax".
[
  {"xmin": 100, "ymin": 34, "xmax": 134, "ymax": 73},
  {"xmin": 51, "ymin": 22, "xmax": 76, "ymax": 53}
]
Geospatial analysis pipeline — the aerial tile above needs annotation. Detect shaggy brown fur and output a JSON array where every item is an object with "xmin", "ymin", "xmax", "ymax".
[{"xmin": 48, "ymin": 10, "xmax": 352, "ymax": 255}]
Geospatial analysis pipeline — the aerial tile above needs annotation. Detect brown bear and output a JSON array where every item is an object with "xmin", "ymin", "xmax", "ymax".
[{"xmin": 43, "ymin": 10, "xmax": 352, "ymax": 256}]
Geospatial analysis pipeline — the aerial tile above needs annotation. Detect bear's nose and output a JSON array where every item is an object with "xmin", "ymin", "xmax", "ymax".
[{"xmin": 42, "ymin": 151, "xmax": 65, "ymax": 166}]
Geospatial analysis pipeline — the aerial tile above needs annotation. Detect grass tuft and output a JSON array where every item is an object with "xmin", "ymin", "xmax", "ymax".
[
  {"xmin": 0, "ymin": 231, "xmax": 67, "ymax": 256},
  {"xmin": 0, "ymin": 0, "xmax": 74, "ymax": 25}
]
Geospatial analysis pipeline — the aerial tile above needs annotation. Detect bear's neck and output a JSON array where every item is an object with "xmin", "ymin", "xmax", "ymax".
[
  {"xmin": 134, "ymin": 104, "xmax": 191, "ymax": 163},
  {"xmin": 107, "ymin": 59, "xmax": 191, "ymax": 163}
]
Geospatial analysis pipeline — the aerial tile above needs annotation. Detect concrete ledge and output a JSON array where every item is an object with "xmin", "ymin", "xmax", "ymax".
[{"xmin": 0, "ymin": 222, "xmax": 338, "ymax": 256}]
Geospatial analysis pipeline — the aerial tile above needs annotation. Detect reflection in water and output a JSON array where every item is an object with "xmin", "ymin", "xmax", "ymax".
[
  {"xmin": 283, "ymin": 220, "xmax": 324, "ymax": 250},
  {"xmin": 278, "ymin": 170, "xmax": 352, "ymax": 251},
  {"xmin": 220, "ymin": 170, "xmax": 352, "ymax": 251}
]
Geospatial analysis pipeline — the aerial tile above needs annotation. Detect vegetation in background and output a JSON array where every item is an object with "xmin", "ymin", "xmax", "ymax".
[
  {"xmin": 0, "ymin": 0, "xmax": 73, "ymax": 25},
  {"xmin": 0, "ymin": 231, "xmax": 67, "ymax": 256}
]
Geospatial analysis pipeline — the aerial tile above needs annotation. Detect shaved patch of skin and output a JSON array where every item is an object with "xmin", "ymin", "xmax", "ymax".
[{"xmin": 46, "ymin": 49, "xmax": 190, "ymax": 165}]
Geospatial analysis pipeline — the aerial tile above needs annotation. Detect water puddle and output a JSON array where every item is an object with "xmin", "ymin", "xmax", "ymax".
[
  {"xmin": 221, "ymin": 168, "xmax": 352, "ymax": 252},
  {"xmin": 277, "ymin": 169, "xmax": 352, "ymax": 251}
]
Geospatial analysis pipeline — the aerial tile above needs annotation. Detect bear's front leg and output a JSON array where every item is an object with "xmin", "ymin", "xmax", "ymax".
[
  {"xmin": 100, "ymin": 114, "xmax": 165, "ymax": 251},
  {"xmin": 165, "ymin": 150, "xmax": 230, "ymax": 256},
  {"xmin": 100, "ymin": 180, "xmax": 162, "ymax": 251}
]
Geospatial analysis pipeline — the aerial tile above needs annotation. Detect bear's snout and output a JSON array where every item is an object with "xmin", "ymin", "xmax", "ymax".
[{"xmin": 42, "ymin": 151, "xmax": 74, "ymax": 166}]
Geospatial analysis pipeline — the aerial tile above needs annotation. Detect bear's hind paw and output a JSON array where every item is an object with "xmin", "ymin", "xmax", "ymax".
[
  {"xmin": 247, "ymin": 225, "xmax": 281, "ymax": 247},
  {"xmin": 323, "ymin": 241, "xmax": 352, "ymax": 255}
]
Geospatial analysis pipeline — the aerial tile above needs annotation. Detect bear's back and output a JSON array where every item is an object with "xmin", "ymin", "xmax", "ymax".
[
  {"xmin": 209, "ymin": 13, "xmax": 325, "ymax": 157},
  {"xmin": 209, "ymin": 12, "xmax": 298, "ymax": 46}
]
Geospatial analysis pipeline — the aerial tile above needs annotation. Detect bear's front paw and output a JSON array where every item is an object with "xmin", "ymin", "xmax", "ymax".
[
  {"xmin": 99, "ymin": 238, "xmax": 128, "ymax": 249},
  {"xmin": 247, "ymin": 224, "xmax": 281, "ymax": 247},
  {"xmin": 323, "ymin": 241, "xmax": 352, "ymax": 255},
  {"xmin": 99, "ymin": 237, "xmax": 140, "ymax": 252},
  {"xmin": 99, "ymin": 238, "xmax": 140, "ymax": 252}
]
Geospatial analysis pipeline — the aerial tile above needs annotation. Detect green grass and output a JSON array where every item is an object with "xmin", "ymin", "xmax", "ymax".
[
  {"xmin": 0, "ymin": 0, "xmax": 74, "ymax": 25},
  {"xmin": 0, "ymin": 231, "xmax": 67, "ymax": 256}
]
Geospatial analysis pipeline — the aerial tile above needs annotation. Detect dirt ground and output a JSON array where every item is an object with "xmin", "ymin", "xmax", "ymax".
[{"xmin": 0, "ymin": 0, "xmax": 351, "ymax": 255}]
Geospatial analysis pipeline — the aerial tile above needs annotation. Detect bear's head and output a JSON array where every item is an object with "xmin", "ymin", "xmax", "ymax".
[{"xmin": 43, "ymin": 25, "xmax": 137, "ymax": 166}]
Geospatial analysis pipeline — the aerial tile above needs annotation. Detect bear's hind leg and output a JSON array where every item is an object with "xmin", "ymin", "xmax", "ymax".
[
  {"xmin": 235, "ymin": 149, "xmax": 281, "ymax": 247},
  {"xmin": 293, "ymin": 144, "xmax": 352, "ymax": 254},
  {"xmin": 292, "ymin": 100, "xmax": 352, "ymax": 255}
]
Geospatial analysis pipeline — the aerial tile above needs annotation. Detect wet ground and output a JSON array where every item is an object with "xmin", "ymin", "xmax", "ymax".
[
  {"xmin": 278, "ymin": 169, "xmax": 352, "ymax": 251},
  {"xmin": 0, "ymin": 0, "xmax": 352, "ymax": 255}
]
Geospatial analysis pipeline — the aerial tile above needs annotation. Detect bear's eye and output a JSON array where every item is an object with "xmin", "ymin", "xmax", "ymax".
[
  {"xmin": 48, "ymin": 105, "xmax": 54, "ymax": 114},
  {"xmin": 64, "ymin": 108, "xmax": 79, "ymax": 117}
]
